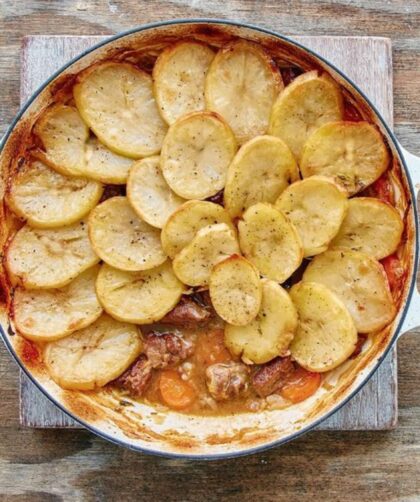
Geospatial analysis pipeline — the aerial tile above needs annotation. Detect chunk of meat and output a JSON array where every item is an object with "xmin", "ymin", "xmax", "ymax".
[
  {"xmin": 206, "ymin": 189, "xmax": 224, "ymax": 206},
  {"xmin": 160, "ymin": 296, "xmax": 211, "ymax": 327},
  {"xmin": 252, "ymin": 357, "xmax": 295, "ymax": 397},
  {"xmin": 206, "ymin": 362, "xmax": 249, "ymax": 401},
  {"xmin": 144, "ymin": 331, "xmax": 194, "ymax": 369},
  {"xmin": 113, "ymin": 355, "xmax": 152, "ymax": 397}
]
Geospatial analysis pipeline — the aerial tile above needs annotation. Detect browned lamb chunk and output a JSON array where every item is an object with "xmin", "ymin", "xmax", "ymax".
[
  {"xmin": 160, "ymin": 296, "xmax": 211, "ymax": 327},
  {"xmin": 252, "ymin": 357, "xmax": 295, "ymax": 397},
  {"xmin": 113, "ymin": 355, "xmax": 153, "ymax": 397},
  {"xmin": 144, "ymin": 332, "xmax": 194, "ymax": 369},
  {"xmin": 206, "ymin": 362, "xmax": 249, "ymax": 401}
]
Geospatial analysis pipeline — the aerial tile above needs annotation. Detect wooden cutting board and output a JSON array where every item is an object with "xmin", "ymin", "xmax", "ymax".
[{"xmin": 19, "ymin": 34, "xmax": 397, "ymax": 430}]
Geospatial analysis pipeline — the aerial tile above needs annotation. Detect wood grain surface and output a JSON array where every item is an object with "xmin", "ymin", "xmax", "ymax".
[{"xmin": 1, "ymin": 1, "xmax": 420, "ymax": 501}]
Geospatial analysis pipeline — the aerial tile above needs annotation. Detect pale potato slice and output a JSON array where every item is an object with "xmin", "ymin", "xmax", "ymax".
[
  {"xmin": 205, "ymin": 40, "xmax": 283, "ymax": 144},
  {"xmin": 96, "ymin": 262, "xmax": 185, "ymax": 324},
  {"xmin": 127, "ymin": 156, "xmax": 185, "ymax": 229},
  {"xmin": 300, "ymin": 121, "xmax": 390, "ymax": 195},
  {"xmin": 330, "ymin": 197, "xmax": 403, "ymax": 259},
  {"xmin": 269, "ymin": 71, "xmax": 344, "ymax": 159},
  {"xmin": 290, "ymin": 282, "xmax": 357, "ymax": 372},
  {"xmin": 88, "ymin": 196, "xmax": 166, "ymax": 272},
  {"xmin": 275, "ymin": 176, "xmax": 348, "ymax": 257},
  {"xmin": 161, "ymin": 200, "xmax": 235, "ymax": 258},
  {"xmin": 303, "ymin": 249, "xmax": 396, "ymax": 333},
  {"xmin": 7, "ymin": 160, "xmax": 103, "ymax": 228},
  {"xmin": 153, "ymin": 41, "xmax": 215, "ymax": 124},
  {"xmin": 74, "ymin": 62, "xmax": 167, "ymax": 158},
  {"xmin": 44, "ymin": 314, "xmax": 142, "ymax": 390},
  {"xmin": 209, "ymin": 254, "xmax": 262, "ymax": 326},
  {"xmin": 172, "ymin": 223, "xmax": 240, "ymax": 287},
  {"xmin": 13, "ymin": 265, "xmax": 102, "ymax": 341},
  {"xmin": 238, "ymin": 203, "xmax": 303, "ymax": 283},
  {"xmin": 224, "ymin": 279, "xmax": 297, "ymax": 364},
  {"xmin": 224, "ymin": 135, "xmax": 299, "ymax": 218},
  {"xmin": 160, "ymin": 111, "xmax": 237, "ymax": 199},
  {"xmin": 6, "ymin": 220, "xmax": 99, "ymax": 289}
]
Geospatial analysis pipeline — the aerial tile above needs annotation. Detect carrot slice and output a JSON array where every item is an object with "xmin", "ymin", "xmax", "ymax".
[
  {"xmin": 159, "ymin": 370, "xmax": 196, "ymax": 409},
  {"xmin": 280, "ymin": 366, "xmax": 321, "ymax": 404}
]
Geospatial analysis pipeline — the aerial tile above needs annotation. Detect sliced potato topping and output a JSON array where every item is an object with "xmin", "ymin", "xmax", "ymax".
[
  {"xmin": 96, "ymin": 262, "xmax": 185, "ymax": 324},
  {"xmin": 44, "ymin": 314, "xmax": 143, "ymax": 390},
  {"xmin": 238, "ymin": 203, "xmax": 303, "ymax": 283},
  {"xmin": 330, "ymin": 197, "xmax": 403, "ymax": 259},
  {"xmin": 290, "ymin": 282, "xmax": 357, "ymax": 372},
  {"xmin": 153, "ymin": 41, "xmax": 215, "ymax": 124},
  {"xmin": 224, "ymin": 135, "xmax": 299, "ymax": 218},
  {"xmin": 172, "ymin": 223, "xmax": 240, "ymax": 287},
  {"xmin": 88, "ymin": 196, "xmax": 166, "ymax": 272},
  {"xmin": 300, "ymin": 121, "xmax": 390, "ymax": 195},
  {"xmin": 275, "ymin": 176, "xmax": 348, "ymax": 257},
  {"xmin": 127, "ymin": 156, "xmax": 185, "ymax": 229},
  {"xmin": 269, "ymin": 71, "xmax": 343, "ymax": 159},
  {"xmin": 303, "ymin": 249, "xmax": 396, "ymax": 333},
  {"xmin": 8, "ymin": 160, "xmax": 103, "ymax": 228},
  {"xmin": 209, "ymin": 254, "xmax": 262, "ymax": 326},
  {"xmin": 225, "ymin": 279, "xmax": 297, "ymax": 364},
  {"xmin": 13, "ymin": 265, "xmax": 102, "ymax": 342},
  {"xmin": 161, "ymin": 200, "xmax": 235, "ymax": 259},
  {"xmin": 6, "ymin": 220, "xmax": 99, "ymax": 289},
  {"xmin": 205, "ymin": 40, "xmax": 283, "ymax": 144},
  {"xmin": 160, "ymin": 111, "xmax": 237, "ymax": 199},
  {"xmin": 74, "ymin": 62, "xmax": 167, "ymax": 158}
]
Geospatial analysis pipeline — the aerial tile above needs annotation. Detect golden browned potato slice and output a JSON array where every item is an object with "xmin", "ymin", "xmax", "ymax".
[
  {"xmin": 161, "ymin": 200, "xmax": 235, "ymax": 258},
  {"xmin": 44, "ymin": 314, "xmax": 142, "ymax": 390},
  {"xmin": 127, "ymin": 156, "xmax": 185, "ymax": 229},
  {"xmin": 13, "ymin": 265, "xmax": 103, "ymax": 342},
  {"xmin": 88, "ymin": 196, "xmax": 166, "ymax": 271},
  {"xmin": 160, "ymin": 111, "xmax": 237, "ymax": 199},
  {"xmin": 275, "ymin": 176, "xmax": 348, "ymax": 257},
  {"xmin": 74, "ymin": 62, "xmax": 167, "ymax": 158},
  {"xmin": 224, "ymin": 279, "xmax": 297, "ymax": 364},
  {"xmin": 303, "ymin": 249, "xmax": 396, "ymax": 333},
  {"xmin": 290, "ymin": 282, "xmax": 357, "ymax": 372},
  {"xmin": 238, "ymin": 203, "xmax": 303, "ymax": 283},
  {"xmin": 153, "ymin": 41, "xmax": 215, "ymax": 124},
  {"xmin": 96, "ymin": 262, "xmax": 185, "ymax": 324},
  {"xmin": 269, "ymin": 71, "xmax": 343, "ymax": 159},
  {"xmin": 209, "ymin": 254, "xmax": 262, "ymax": 325},
  {"xmin": 5, "ymin": 220, "xmax": 99, "ymax": 289},
  {"xmin": 7, "ymin": 160, "xmax": 103, "ymax": 228},
  {"xmin": 172, "ymin": 223, "xmax": 240, "ymax": 287},
  {"xmin": 300, "ymin": 121, "xmax": 390, "ymax": 195},
  {"xmin": 330, "ymin": 197, "xmax": 403, "ymax": 259},
  {"xmin": 205, "ymin": 40, "xmax": 283, "ymax": 144},
  {"xmin": 224, "ymin": 135, "xmax": 299, "ymax": 218}
]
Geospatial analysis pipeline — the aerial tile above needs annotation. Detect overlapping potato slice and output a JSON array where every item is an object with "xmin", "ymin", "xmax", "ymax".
[
  {"xmin": 172, "ymin": 223, "xmax": 240, "ymax": 287},
  {"xmin": 269, "ymin": 71, "xmax": 343, "ymax": 159},
  {"xmin": 224, "ymin": 135, "xmax": 299, "ymax": 218},
  {"xmin": 205, "ymin": 40, "xmax": 283, "ymax": 144},
  {"xmin": 290, "ymin": 282, "xmax": 357, "ymax": 372},
  {"xmin": 224, "ymin": 279, "xmax": 297, "ymax": 364},
  {"xmin": 88, "ymin": 196, "xmax": 166, "ymax": 271},
  {"xmin": 160, "ymin": 111, "xmax": 237, "ymax": 199},
  {"xmin": 153, "ymin": 41, "xmax": 215, "ymax": 124},
  {"xmin": 96, "ymin": 262, "xmax": 185, "ymax": 324},
  {"xmin": 300, "ymin": 121, "xmax": 390, "ymax": 195},
  {"xmin": 5, "ymin": 220, "xmax": 99, "ymax": 289},
  {"xmin": 127, "ymin": 156, "xmax": 185, "ymax": 228},
  {"xmin": 44, "ymin": 314, "xmax": 143, "ymax": 390},
  {"xmin": 7, "ymin": 160, "xmax": 103, "ymax": 228},
  {"xmin": 13, "ymin": 265, "xmax": 102, "ymax": 341},
  {"xmin": 74, "ymin": 62, "xmax": 167, "ymax": 158},
  {"xmin": 161, "ymin": 200, "xmax": 235, "ymax": 259},
  {"xmin": 209, "ymin": 254, "xmax": 262, "ymax": 326},
  {"xmin": 303, "ymin": 249, "xmax": 396, "ymax": 333},
  {"xmin": 330, "ymin": 197, "xmax": 403, "ymax": 259},
  {"xmin": 238, "ymin": 203, "xmax": 303, "ymax": 283},
  {"xmin": 275, "ymin": 176, "xmax": 348, "ymax": 257}
]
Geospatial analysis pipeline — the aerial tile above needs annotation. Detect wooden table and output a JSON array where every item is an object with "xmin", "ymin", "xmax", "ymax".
[{"xmin": 0, "ymin": 1, "xmax": 419, "ymax": 500}]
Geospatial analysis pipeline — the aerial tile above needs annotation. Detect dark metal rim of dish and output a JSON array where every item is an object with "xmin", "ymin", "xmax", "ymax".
[{"xmin": 0, "ymin": 18, "xmax": 418, "ymax": 461}]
